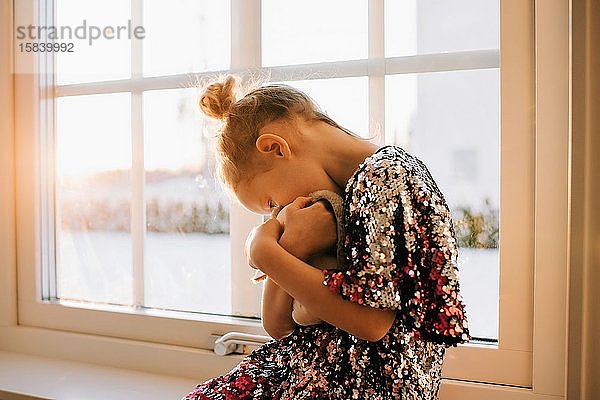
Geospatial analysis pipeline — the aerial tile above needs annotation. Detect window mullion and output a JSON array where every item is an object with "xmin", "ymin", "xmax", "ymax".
[
  {"xmin": 229, "ymin": 0, "xmax": 263, "ymax": 317},
  {"xmin": 368, "ymin": 0, "xmax": 385, "ymax": 144},
  {"xmin": 131, "ymin": 0, "xmax": 145, "ymax": 308},
  {"xmin": 385, "ymin": 49, "xmax": 500, "ymax": 75},
  {"xmin": 41, "ymin": 0, "xmax": 57, "ymax": 300},
  {"xmin": 231, "ymin": 0, "xmax": 261, "ymax": 70},
  {"xmin": 53, "ymin": 50, "xmax": 500, "ymax": 98}
]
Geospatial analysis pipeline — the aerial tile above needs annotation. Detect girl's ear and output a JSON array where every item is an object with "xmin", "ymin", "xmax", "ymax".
[{"xmin": 255, "ymin": 134, "xmax": 292, "ymax": 159}]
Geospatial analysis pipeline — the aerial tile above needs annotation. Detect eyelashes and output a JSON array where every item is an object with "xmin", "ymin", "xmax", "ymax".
[{"xmin": 268, "ymin": 200, "xmax": 282, "ymax": 212}]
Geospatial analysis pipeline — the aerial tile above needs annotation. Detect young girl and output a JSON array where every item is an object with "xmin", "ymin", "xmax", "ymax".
[{"xmin": 182, "ymin": 75, "xmax": 470, "ymax": 399}]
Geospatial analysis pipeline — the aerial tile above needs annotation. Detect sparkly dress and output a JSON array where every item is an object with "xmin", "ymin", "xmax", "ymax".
[{"xmin": 182, "ymin": 145, "xmax": 470, "ymax": 400}]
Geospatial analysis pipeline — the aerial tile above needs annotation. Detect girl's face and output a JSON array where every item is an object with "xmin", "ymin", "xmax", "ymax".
[
  {"xmin": 236, "ymin": 155, "xmax": 340, "ymax": 216},
  {"xmin": 235, "ymin": 119, "xmax": 344, "ymax": 215}
]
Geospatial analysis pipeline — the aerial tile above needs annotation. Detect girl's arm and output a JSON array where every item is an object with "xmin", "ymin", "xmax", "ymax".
[
  {"xmin": 261, "ymin": 277, "xmax": 296, "ymax": 340},
  {"xmin": 251, "ymin": 225, "xmax": 396, "ymax": 342},
  {"xmin": 260, "ymin": 251, "xmax": 334, "ymax": 339}
]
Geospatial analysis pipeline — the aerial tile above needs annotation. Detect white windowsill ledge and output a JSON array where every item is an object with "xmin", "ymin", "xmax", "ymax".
[{"xmin": 0, "ymin": 351, "xmax": 199, "ymax": 400}]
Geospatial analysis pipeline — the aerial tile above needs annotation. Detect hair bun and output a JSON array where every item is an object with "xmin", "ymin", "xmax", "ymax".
[{"xmin": 199, "ymin": 75, "xmax": 237, "ymax": 120}]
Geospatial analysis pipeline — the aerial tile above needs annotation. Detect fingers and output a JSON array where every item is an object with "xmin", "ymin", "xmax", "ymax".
[
  {"xmin": 262, "ymin": 217, "xmax": 283, "ymax": 237},
  {"xmin": 302, "ymin": 200, "xmax": 334, "ymax": 219},
  {"xmin": 270, "ymin": 205, "xmax": 283, "ymax": 219},
  {"xmin": 245, "ymin": 218, "xmax": 283, "ymax": 270},
  {"xmin": 280, "ymin": 198, "xmax": 333, "ymax": 225},
  {"xmin": 292, "ymin": 196, "xmax": 313, "ymax": 209},
  {"xmin": 275, "ymin": 196, "xmax": 313, "ymax": 225},
  {"xmin": 280, "ymin": 196, "xmax": 312, "ymax": 213}
]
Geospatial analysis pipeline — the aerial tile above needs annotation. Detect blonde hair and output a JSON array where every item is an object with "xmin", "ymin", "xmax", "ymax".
[{"xmin": 197, "ymin": 74, "xmax": 367, "ymax": 194}]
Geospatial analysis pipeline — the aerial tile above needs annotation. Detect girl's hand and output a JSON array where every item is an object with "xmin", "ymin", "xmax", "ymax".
[
  {"xmin": 245, "ymin": 217, "xmax": 283, "ymax": 270},
  {"xmin": 276, "ymin": 196, "xmax": 337, "ymax": 261}
]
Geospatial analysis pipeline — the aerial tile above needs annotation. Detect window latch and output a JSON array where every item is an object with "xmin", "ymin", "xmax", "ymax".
[{"xmin": 210, "ymin": 332, "xmax": 272, "ymax": 356}]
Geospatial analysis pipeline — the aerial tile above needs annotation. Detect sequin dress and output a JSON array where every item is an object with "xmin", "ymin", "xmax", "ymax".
[{"xmin": 182, "ymin": 145, "xmax": 470, "ymax": 400}]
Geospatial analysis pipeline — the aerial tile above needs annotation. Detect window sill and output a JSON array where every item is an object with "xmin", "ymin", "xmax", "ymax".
[
  {"xmin": 17, "ymin": 299, "xmax": 267, "ymax": 352},
  {"xmin": 0, "ymin": 351, "xmax": 198, "ymax": 400},
  {"xmin": 0, "ymin": 322, "xmax": 560, "ymax": 400},
  {"xmin": 0, "ymin": 325, "xmax": 244, "ymax": 381},
  {"xmin": 0, "ymin": 350, "xmax": 562, "ymax": 400}
]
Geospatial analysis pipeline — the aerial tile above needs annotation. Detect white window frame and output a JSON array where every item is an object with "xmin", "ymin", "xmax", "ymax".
[{"xmin": 1, "ymin": 0, "xmax": 571, "ymax": 398}]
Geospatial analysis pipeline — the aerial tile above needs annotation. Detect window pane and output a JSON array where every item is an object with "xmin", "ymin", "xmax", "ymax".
[
  {"xmin": 56, "ymin": 93, "xmax": 132, "ymax": 305},
  {"xmin": 385, "ymin": 0, "xmax": 499, "ymax": 57},
  {"xmin": 262, "ymin": 0, "xmax": 367, "ymax": 66},
  {"xmin": 143, "ymin": 1, "xmax": 230, "ymax": 77},
  {"xmin": 143, "ymin": 88, "xmax": 231, "ymax": 315},
  {"xmin": 386, "ymin": 69, "xmax": 500, "ymax": 341},
  {"xmin": 274, "ymin": 78, "xmax": 369, "ymax": 138},
  {"xmin": 55, "ymin": 0, "xmax": 131, "ymax": 85}
]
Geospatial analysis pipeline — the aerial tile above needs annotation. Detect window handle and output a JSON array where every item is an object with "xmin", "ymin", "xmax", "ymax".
[{"xmin": 211, "ymin": 332, "xmax": 272, "ymax": 356}]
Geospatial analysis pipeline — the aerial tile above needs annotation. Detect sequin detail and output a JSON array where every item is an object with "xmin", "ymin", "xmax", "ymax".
[
  {"xmin": 182, "ymin": 145, "xmax": 470, "ymax": 400},
  {"xmin": 323, "ymin": 145, "xmax": 470, "ymax": 345}
]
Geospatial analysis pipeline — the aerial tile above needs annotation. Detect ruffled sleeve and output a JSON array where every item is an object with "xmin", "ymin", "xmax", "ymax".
[{"xmin": 323, "ymin": 150, "xmax": 470, "ymax": 346}]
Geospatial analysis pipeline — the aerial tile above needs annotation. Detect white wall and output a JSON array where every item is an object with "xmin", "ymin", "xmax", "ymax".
[{"xmin": 569, "ymin": 0, "xmax": 600, "ymax": 398}]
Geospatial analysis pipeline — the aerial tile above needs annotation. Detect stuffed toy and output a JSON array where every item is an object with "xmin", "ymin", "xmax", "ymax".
[{"xmin": 251, "ymin": 189, "xmax": 346, "ymax": 326}]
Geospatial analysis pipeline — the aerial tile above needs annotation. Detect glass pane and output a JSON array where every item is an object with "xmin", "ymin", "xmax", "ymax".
[
  {"xmin": 55, "ymin": 0, "xmax": 131, "ymax": 85},
  {"xmin": 386, "ymin": 69, "xmax": 500, "ymax": 341},
  {"xmin": 273, "ymin": 78, "xmax": 369, "ymax": 138},
  {"xmin": 56, "ymin": 93, "xmax": 132, "ymax": 305},
  {"xmin": 143, "ymin": 88, "xmax": 231, "ymax": 315},
  {"xmin": 385, "ymin": 0, "xmax": 499, "ymax": 57},
  {"xmin": 143, "ymin": 1, "xmax": 230, "ymax": 77},
  {"xmin": 262, "ymin": 0, "xmax": 367, "ymax": 66}
]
